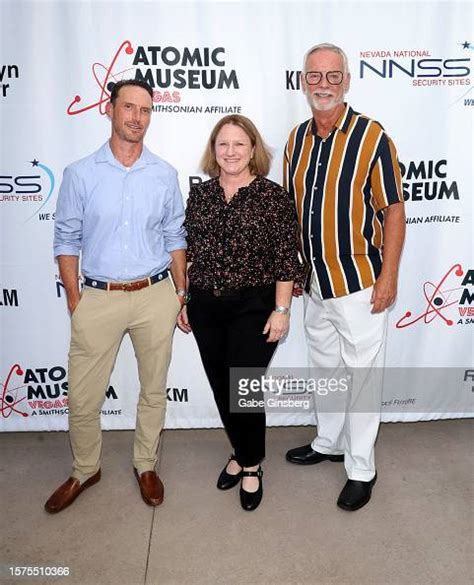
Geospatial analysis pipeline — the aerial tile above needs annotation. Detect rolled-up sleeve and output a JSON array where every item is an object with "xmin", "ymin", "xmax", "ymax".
[
  {"xmin": 162, "ymin": 171, "xmax": 187, "ymax": 252},
  {"xmin": 53, "ymin": 166, "xmax": 84, "ymax": 258},
  {"xmin": 370, "ymin": 133, "xmax": 404, "ymax": 211},
  {"xmin": 183, "ymin": 186, "xmax": 199, "ymax": 262}
]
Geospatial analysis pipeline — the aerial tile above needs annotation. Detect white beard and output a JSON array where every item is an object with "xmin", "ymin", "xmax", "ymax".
[{"xmin": 305, "ymin": 90, "xmax": 345, "ymax": 112}]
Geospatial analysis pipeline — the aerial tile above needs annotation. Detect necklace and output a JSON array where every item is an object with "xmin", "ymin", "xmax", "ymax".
[
  {"xmin": 223, "ymin": 187, "xmax": 236, "ymax": 203},
  {"xmin": 219, "ymin": 174, "xmax": 256, "ymax": 203}
]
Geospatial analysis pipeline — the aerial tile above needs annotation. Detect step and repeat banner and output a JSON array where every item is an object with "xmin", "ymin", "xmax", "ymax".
[{"xmin": 1, "ymin": 1, "xmax": 473, "ymax": 431}]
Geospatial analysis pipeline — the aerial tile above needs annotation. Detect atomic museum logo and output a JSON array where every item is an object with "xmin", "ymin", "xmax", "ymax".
[
  {"xmin": 396, "ymin": 263, "xmax": 474, "ymax": 329},
  {"xmin": 1, "ymin": 361, "xmax": 188, "ymax": 420},
  {"xmin": 67, "ymin": 40, "xmax": 242, "ymax": 117},
  {"xmin": 0, "ymin": 363, "xmax": 120, "ymax": 420}
]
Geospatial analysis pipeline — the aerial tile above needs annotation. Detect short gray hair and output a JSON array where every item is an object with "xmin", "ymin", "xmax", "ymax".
[{"xmin": 303, "ymin": 43, "xmax": 350, "ymax": 74}]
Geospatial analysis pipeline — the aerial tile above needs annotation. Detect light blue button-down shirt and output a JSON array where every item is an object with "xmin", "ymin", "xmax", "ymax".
[{"xmin": 53, "ymin": 141, "xmax": 186, "ymax": 281}]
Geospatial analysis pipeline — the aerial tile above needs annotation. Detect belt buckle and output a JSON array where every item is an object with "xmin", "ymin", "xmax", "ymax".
[
  {"xmin": 122, "ymin": 282, "xmax": 134, "ymax": 292},
  {"xmin": 213, "ymin": 288, "xmax": 222, "ymax": 297}
]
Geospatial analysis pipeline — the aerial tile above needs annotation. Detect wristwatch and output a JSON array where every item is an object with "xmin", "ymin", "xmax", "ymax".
[
  {"xmin": 176, "ymin": 288, "xmax": 191, "ymax": 304},
  {"xmin": 274, "ymin": 305, "xmax": 290, "ymax": 315}
]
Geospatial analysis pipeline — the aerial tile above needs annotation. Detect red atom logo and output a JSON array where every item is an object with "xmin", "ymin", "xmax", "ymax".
[
  {"xmin": 1, "ymin": 364, "xmax": 29, "ymax": 418},
  {"xmin": 396, "ymin": 263, "xmax": 464, "ymax": 328},
  {"xmin": 67, "ymin": 40, "xmax": 135, "ymax": 116}
]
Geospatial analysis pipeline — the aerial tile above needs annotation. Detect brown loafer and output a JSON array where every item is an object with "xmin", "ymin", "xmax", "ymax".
[
  {"xmin": 133, "ymin": 468, "xmax": 164, "ymax": 506},
  {"xmin": 44, "ymin": 469, "xmax": 101, "ymax": 514}
]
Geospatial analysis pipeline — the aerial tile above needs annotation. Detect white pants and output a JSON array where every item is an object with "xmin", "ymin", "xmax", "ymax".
[{"xmin": 304, "ymin": 278, "xmax": 387, "ymax": 481}]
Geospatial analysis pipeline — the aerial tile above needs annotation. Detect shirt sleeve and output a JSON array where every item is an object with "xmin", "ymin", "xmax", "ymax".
[
  {"xmin": 162, "ymin": 170, "xmax": 187, "ymax": 253},
  {"xmin": 53, "ymin": 166, "xmax": 84, "ymax": 258},
  {"xmin": 270, "ymin": 185, "xmax": 303, "ymax": 282},
  {"xmin": 370, "ymin": 133, "xmax": 404, "ymax": 211},
  {"xmin": 183, "ymin": 186, "xmax": 198, "ymax": 263},
  {"xmin": 283, "ymin": 142, "xmax": 290, "ymax": 192}
]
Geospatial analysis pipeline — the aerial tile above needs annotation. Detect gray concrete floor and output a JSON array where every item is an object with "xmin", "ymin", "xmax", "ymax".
[{"xmin": 0, "ymin": 420, "xmax": 472, "ymax": 585}]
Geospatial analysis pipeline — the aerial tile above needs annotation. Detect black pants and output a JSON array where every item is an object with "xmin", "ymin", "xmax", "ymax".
[{"xmin": 187, "ymin": 284, "xmax": 277, "ymax": 467}]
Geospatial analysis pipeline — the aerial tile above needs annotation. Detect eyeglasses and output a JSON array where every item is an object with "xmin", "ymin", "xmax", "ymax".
[{"xmin": 304, "ymin": 71, "xmax": 344, "ymax": 85}]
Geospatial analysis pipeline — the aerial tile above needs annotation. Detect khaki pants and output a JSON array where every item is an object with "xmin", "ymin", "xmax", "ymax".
[{"xmin": 67, "ymin": 278, "xmax": 180, "ymax": 482}]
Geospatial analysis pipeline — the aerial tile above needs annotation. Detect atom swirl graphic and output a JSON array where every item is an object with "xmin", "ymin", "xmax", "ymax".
[
  {"xmin": 67, "ymin": 40, "xmax": 135, "ymax": 116},
  {"xmin": 396, "ymin": 264, "xmax": 464, "ymax": 328}
]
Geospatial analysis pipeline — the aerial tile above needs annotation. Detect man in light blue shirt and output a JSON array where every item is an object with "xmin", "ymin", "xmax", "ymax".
[{"xmin": 45, "ymin": 79, "xmax": 187, "ymax": 513}]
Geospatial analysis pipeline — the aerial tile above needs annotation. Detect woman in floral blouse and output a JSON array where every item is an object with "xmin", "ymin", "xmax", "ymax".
[{"xmin": 177, "ymin": 114, "xmax": 300, "ymax": 511}]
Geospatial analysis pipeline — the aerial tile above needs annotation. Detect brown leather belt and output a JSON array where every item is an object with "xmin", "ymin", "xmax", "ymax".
[
  {"xmin": 108, "ymin": 278, "xmax": 151, "ymax": 292},
  {"xmin": 84, "ymin": 270, "xmax": 168, "ymax": 292}
]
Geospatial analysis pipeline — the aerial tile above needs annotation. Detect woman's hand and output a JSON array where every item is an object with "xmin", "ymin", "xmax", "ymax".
[
  {"xmin": 263, "ymin": 311, "xmax": 290, "ymax": 343},
  {"xmin": 177, "ymin": 306, "xmax": 192, "ymax": 333}
]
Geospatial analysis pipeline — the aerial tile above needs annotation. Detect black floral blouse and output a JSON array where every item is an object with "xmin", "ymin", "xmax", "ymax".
[{"xmin": 185, "ymin": 176, "xmax": 301, "ymax": 290}]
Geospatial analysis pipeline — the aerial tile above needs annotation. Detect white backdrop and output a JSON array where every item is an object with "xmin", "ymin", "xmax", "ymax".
[{"xmin": 1, "ymin": 0, "xmax": 473, "ymax": 431}]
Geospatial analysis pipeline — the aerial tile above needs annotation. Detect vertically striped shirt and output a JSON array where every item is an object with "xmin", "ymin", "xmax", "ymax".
[{"xmin": 284, "ymin": 104, "xmax": 403, "ymax": 299}]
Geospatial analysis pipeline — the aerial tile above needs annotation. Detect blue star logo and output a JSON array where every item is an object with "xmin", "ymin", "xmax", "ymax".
[{"xmin": 461, "ymin": 41, "xmax": 471, "ymax": 49}]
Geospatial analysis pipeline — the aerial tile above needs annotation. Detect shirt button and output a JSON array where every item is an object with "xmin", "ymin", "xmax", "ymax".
[
  {"xmin": 314, "ymin": 186, "xmax": 318, "ymax": 191},
  {"xmin": 124, "ymin": 244, "xmax": 128, "ymax": 250},
  {"xmin": 311, "ymin": 211, "xmax": 314, "ymax": 215},
  {"xmin": 125, "ymin": 196, "xmax": 129, "ymax": 201},
  {"xmin": 124, "ymin": 221, "xmax": 129, "ymax": 226},
  {"xmin": 318, "ymin": 163, "xmax": 322, "ymax": 166}
]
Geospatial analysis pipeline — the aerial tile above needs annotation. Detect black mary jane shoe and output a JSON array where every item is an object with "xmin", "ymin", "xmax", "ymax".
[
  {"xmin": 217, "ymin": 454, "xmax": 243, "ymax": 490},
  {"xmin": 239, "ymin": 467, "xmax": 263, "ymax": 511}
]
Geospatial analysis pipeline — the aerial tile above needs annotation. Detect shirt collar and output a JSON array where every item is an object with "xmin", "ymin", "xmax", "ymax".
[
  {"xmin": 95, "ymin": 141, "xmax": 156, "ymax": 170},
  {"xmin": 308, "ymin": 103, "xmax": 354, "ymax": 137}
]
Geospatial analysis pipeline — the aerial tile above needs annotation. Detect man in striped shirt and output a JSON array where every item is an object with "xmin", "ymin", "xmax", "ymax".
[{"xmin": 284, "ymin": 43, "xmax": 405, "ymax": 511}]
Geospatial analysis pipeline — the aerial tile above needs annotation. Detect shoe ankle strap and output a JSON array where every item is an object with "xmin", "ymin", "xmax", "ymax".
[{"xmin": 241, "ymin": 467, "xmax": 263, "ymax": 478}]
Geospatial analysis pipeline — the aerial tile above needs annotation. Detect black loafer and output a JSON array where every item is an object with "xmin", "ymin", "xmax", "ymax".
[
  {"xmin": 286, "ymin": 444, "xmax": 344, "ymax": 465},
  {"xmin": 337, "ymin": 473, "xmax": 377, "ymax": 511},
  {"xmin": 217, "ymin": 454, "xmax": 242, "ymax": 490},
  {"xmin": 240, "ymin": 467, "xmax": 263, "ymax": 511}
]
